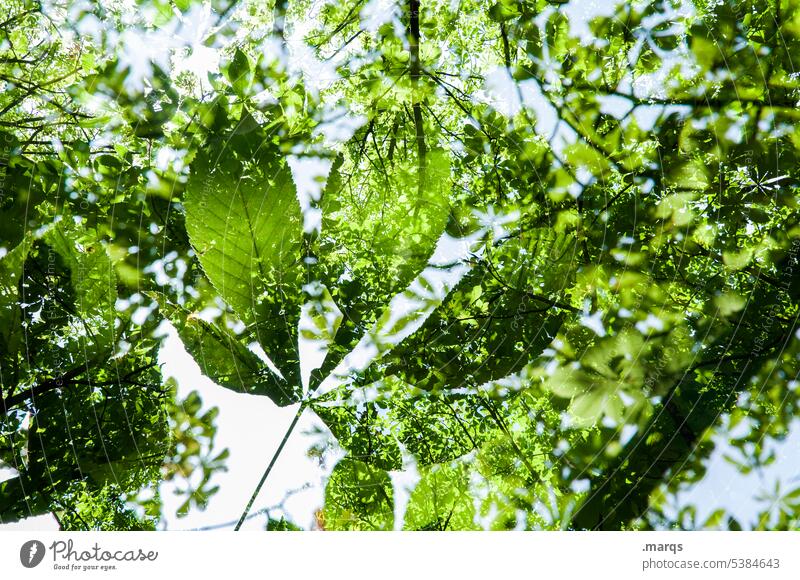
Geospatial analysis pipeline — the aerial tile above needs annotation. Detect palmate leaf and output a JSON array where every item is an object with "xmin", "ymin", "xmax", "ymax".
[
  {"xmin": 298, "ymin": 283, "xmax": 344, "ymax": 394},
  {"xmin": 7, "ymin": 215, "xmax": 119, "ymax": 376},
  {"xmin": 386, "ymin": 389, "xmax": 495, "ymax": 466},
  {"xmin": 313, "ymin": 262, "xmax": 472, "ymax": 396},
  {"xmin": 319, "ymin": 149, "xmax": 451, "ymax": 288},
  {"xmin": 184, "ymin": 140, "xmax": 304, "ymax": 403},
  {"xmin": 182, "ymin": 139, "xmax": 453, "ymax": 406},
  {"xmin": 313, "ymin": 377, "xmax": 490, "ymax": 468},
  {"xmin": 3, "ymin": 217, "xmax": 121, "ymax": 382}
]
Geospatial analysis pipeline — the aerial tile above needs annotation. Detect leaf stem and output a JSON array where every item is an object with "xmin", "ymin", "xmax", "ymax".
[{"xmin": 234, "ymin": 403, "xmax": 306, "ymax": 530}]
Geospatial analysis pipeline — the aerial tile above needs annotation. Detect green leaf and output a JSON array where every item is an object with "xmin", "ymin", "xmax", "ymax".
[
  {"xmin": 0, "ymin": 234, "xmax": 33, "ymax": 351},
  {"xmin": 488, "ymin": 1, "xmax": 522, "ymax": 23},
  {"xmin": 367, "ymin": 229, "xmax": 574, "ymax": 392},
  {"xmin": 184, "ymin": 144, "xmax": 304, "ymax": 397},
  {"xmin": 155, "ymin": 297, "xmax": 295, "ymax": 404},
  {"xmin": 34, "ymin": 218, "xmax": 118, "ymax": 358},
  {"xmin": 226, "ymin": 48, "xmax": 253, "ymax": 96},
  {"xmin": 404, "ymin": 461, "xmax": 479, "ymax": 530},
  {"xmin": 44, "ymin": 221, "xmax": 115, "ymax": 321},
  {"xmin": 311, "ymin": 150, "xmax": 452, "ymax": 387},
  {"xmin": 322, "ymin": 457, "xmax": 394, "ymax": 530}
]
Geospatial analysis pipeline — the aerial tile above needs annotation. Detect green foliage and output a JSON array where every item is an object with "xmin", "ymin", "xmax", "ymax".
[
  {"xmin": 1, "ymin": 0, "xmax": 800, "ymax": 531},
  {"xmin": 404, "ymin": 461, "xmax": 478, "ymax": 530},
  {"xmin": 54, "ymin": 482, "xmax": 158, "ymax": 531},
  {"xmin": 157, "ymin": 386, "xmax": 229, "ymax": 518},
  {"xmin": 322, "ymin": 457, "xmax": 394, "ymax": 530}
]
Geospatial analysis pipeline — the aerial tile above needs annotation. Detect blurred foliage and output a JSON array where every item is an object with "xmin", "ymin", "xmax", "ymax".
[{"xmin": 1, "ymin": 0, "xmax": 799, "ymax": 530}]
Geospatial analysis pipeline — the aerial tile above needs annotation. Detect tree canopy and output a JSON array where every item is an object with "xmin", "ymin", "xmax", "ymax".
[{"xmin": 1, "ymin": 0, "xmax": 800, "ymax": 530}]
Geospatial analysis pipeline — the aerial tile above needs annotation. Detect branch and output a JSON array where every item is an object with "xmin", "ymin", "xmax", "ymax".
[
  {"xmin": 1, "ymin": 361, "xmax": 159, "ymax": 412},
  {"xmin": 0, "ymin": 8, "xmax": 39, "ymax": 31},
  {"xmin": 479, "ymin": 255, "xmax": 580, "ymax": 313},
  {"xmin": 272, "ymin": 0, "xmax": 289, "ymax": 38},
  {"xmin": 408, "ymin": 0, "xmax": 427, "ymax": 177},
  {"xmin": 500, "ymin": 22, "xmax": 511, "ymax": 68},
  {"xmin": 2, "ymin": 367, "xmax": 84, "ymax": 411}
]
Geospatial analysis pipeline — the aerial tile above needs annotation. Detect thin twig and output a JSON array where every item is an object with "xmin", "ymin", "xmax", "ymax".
[{"xmin": 234, "ymin": 404, "xmax": 306, "ymax": 530}]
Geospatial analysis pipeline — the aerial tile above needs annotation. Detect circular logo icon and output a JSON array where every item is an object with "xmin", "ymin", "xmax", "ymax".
[{"xmin": 20, "ymin": 540, "xmax": 46, "ymax": 568}]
